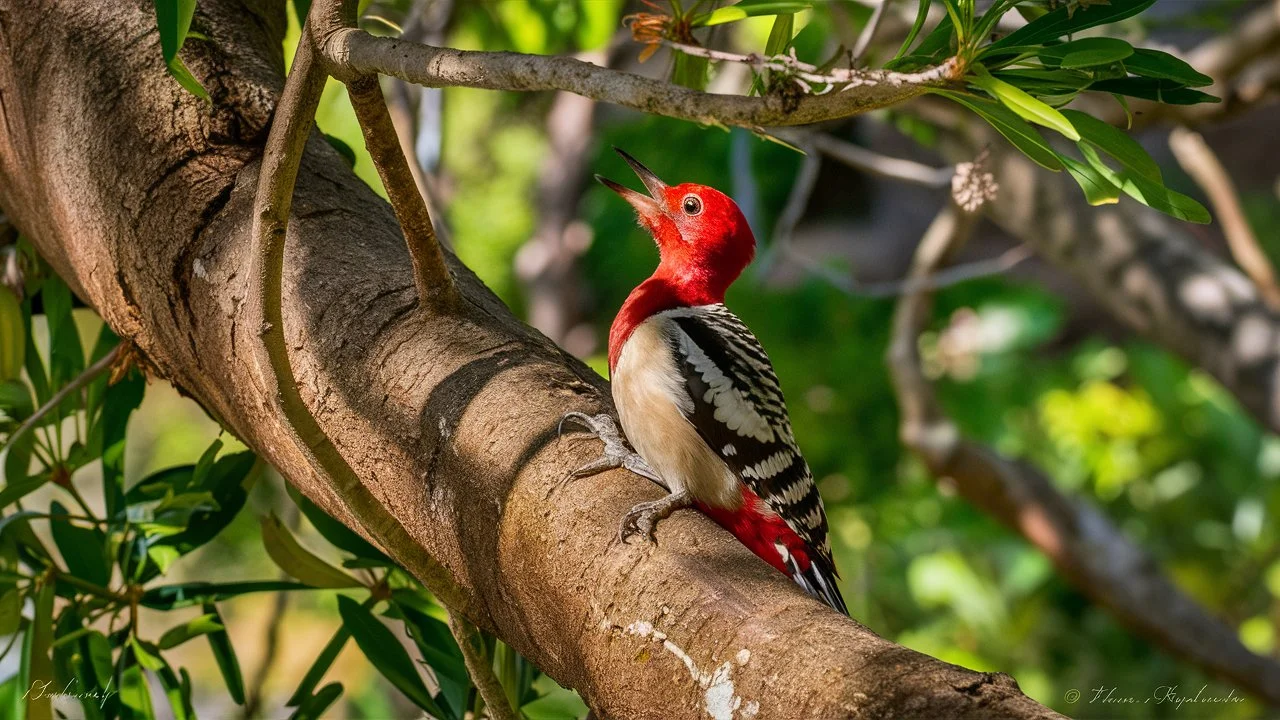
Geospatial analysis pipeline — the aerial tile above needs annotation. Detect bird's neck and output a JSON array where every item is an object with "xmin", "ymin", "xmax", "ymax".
[{"xmin": 608, "ymin": 263, "xmax": 729, "ymax": 373}]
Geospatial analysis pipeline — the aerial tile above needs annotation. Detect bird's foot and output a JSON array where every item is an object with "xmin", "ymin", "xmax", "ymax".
[
  {"xmin": 555, "ymin": 412, "xmax": 664, "ymax": 488},
  {"xmin": 619, "ymin": 490, "xmax": 692, "ymax": 543}
]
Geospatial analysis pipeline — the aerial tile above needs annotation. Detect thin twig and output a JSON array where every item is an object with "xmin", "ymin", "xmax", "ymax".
[
  {"xmin": 756, "ymin": 147, "xmax": 821, "ymax": 278},
  {"xmin": 249, "ymin": 0, "xmax": 465, "ymax": 609},
  {"xmin": 321, "ymin": 29, "xmax": 959, "ymax": 127},
  {"xmin": 851, "ymin": 0, "xmax": 893, "ymax": 66},
  {"xmin": 3, "ymin": 343, "xmax": 122, "ymax": 453},
  {"xmin": 345, "ymin": 74, "xmax": 457, "ymax": 308},
  {"xmin": 801, "ymin": 131, "xmax": 953, "ymax": 187},
  {"xmin": 448, "ymin": 611, "xmax": 518, "ymax": 720},
  {"xmin": 1169, "ymin": 126, "xmax": 1280, "ymax": 310},
  {"xmin": 788, "ymin": 243, "xmax": 1032, "ymax": 298}
]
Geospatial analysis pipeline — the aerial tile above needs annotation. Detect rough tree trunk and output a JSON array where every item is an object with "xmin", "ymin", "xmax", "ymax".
[{"xmin": 0, "ymin": 1, "xmax": 1061, "ymax": 717}]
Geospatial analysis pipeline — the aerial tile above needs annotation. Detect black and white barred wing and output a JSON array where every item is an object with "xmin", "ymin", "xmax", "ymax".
[{"xmin": 658, "ymin": 304, "xmax": 835, "ymax": 571}]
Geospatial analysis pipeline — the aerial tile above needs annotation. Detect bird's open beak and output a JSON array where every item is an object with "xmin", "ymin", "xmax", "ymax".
[{"xmin": 595, "ymin": 147, "xmax": 667, "ymax": 219}]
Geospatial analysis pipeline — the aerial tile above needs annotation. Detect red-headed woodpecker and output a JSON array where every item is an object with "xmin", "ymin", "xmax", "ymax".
[{"xmin": 562, "ymin": 148, "xmax": 847, "ymax": 614}]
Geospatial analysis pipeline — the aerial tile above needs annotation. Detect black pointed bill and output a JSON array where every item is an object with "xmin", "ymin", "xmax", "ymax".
[{"xmin": 595, "ymin": 148, "xmax": 668, "ymax": 218}]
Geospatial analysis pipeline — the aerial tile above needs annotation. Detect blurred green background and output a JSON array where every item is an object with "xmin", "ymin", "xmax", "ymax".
[{"xmin": 14, "ymin": 0, "xmax": 1280, "ymax": 717}]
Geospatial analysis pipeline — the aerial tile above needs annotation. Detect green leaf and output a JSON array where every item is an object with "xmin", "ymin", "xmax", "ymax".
[
  {"xmin": 0, "ymin": 476, "xmax": 48, "ymax": 510},
  {"xmin": 290, "ymin": 682, "xmax": 343, "ymax": 720},
  {"xmin": 286, "ymin": 622, "xmax": 352, "ymax": 707},
  {"xmin": 970, "ymin": 66, "xmax": 1081, "ymax": 140},
  {"xmin": 1090, "ymin": 77, "xmax": 1220, "ymax": 105},
  {"xmin": 41, "ymin": 278, "xmax": 83, "ymax": 400},
  {"xmin": 0, "ymin": 587, "xmax": 20, "ymax": 636},
  {"xmin": 695, "ymin": 0, "xmax": 812, "ymax": 26},
  {"xmin": 49, "ymin": 501, "xmax": 110, "ymax": 587},
  {"xmin": 671, "ymin": 52, "xmax": 709, "ymax": 91},
  {"xmin": 26, "ymin": 581, "xmax": 53, "ymax": 720},
  {"xmin": 21, "ymin": 299, "xmax": 47, "ymax": 406},
  {"xmin": 1078, "ymin": 144, "xmax": 1211, "ymax": 223},
  {"xmin": 933, "ymin": 90, "xmax": 1063, "ymax": 170},
  {"xmin": 287, "ymin": 484, "xmax": 392, "ymax": 565},
  {"xmin": 988, "ymin": 0, "xmax": 1157, "ymax": 52},
  {"xmin": 157, "ymin": 613, "xmax": 224, "ymax": 650},
  {"xmin": 293, "ymin": 0, "xmax": 313, "ymax": 28},
  {"xmin": 1123, "ymin": 48, "xmax": 1213, "ymax": 87},
  {"xmin": 129, "ymin": 637, "xmax": 166, "ymax": 672},
  {"xmin": 153, "ymin": 0, "xmax": 208, "ymax": 99},
  {"xmin": 203, "ymin": 603, "xmax": 245, "ymax": 705},
  {"xmin": 101, "ymin": 372, "xmax": 144, "ymax": 521},
  {"xmin": 1061, "ymin": 109, "xmax": 1162, "ymax": 183},
  {"xmin": 764, "ymin": 12, "xmax": 794, "ymax": 57},
  {"xmin": 83, "ymin": 631, "xmax": 114, "ymax": 693},
  {"xmin": 261, "ymin": 513, "xmax": 360, "ymax": 589},
  {"xmin": 0, "ymin": 379, "xmax": 34, "ymax": 424},
  {"xmin": 140, "ymin": 580, "xmax": 310, "ymax": 610},
  {"xmin": 393, "ymin": 597, "xmax": 469, "ymax": 715},
  {"xmin": 117, "ymin": 644, "xmax": 154, "ymax": 719},
  {"xmin": 337, "ymin": 595, "xmax": 447, "ymax": 717},
  {"xmin": 155, "ymin": 660, "xmax": 195, "ymax": 720},
  {"xmin": 135, "ymin": 451, "xmax": 258, "ymax": 583},
  {"xmin": 1039, "ymin": 37, "xmax": 1134, "ymax": 68},
  {"xmin": 1059, "ymin": 153, "xmax": 1121, "ymax": 206},
  {"xmin": 893, "ymin": 0, "xmax": 932, "ymax": 61}
]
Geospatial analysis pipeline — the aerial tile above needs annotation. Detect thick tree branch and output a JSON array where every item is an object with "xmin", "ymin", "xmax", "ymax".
[
  {"xmin": 0, "ymin": 2, "xmax": 1063, "ymax": 717},
  {"xmin": 318, "ymin": 28, "xmax": 959, "ymax": 127},
  {"xmin": 889, "ymin": 206, "xmax": 1280, "ymax": 706}
]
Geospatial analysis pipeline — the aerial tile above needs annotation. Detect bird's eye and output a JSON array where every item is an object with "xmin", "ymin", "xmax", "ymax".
[{"xmin": 682, "ymin": 194, "xmax": 703, "ymax": 216}]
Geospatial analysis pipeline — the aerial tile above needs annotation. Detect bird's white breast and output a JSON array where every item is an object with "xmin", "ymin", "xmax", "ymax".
[{"xmin": 611, "ymin": 317, "xmax": 741, "ymax": 509}]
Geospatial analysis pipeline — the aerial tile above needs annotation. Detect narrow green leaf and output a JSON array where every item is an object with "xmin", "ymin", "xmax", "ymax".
[
  {"xmin": 893, "ymin": 0, "xmax": 931, "ymax": 61},
  {"xmin": 764, "ymin": 12, "xmax": 794, "ymax": 56},
  {"xmin": 695, "ymin": 0, "xmax": 812, "ymax": 26},
  {"xmin": 203, "ymin": 603, "xmax": 245, "ymax": 705},
  {"xmin": 933, "ymin": 90, "xmax": 1063, "ymax": 170},
  {"xmin": 1038, "ymin": 37, "xmax": 1133, "ymax": 69},
  {"xmin": 261, "ymin": 514, "xmax": 361, "ymax": 589},
  {"xmin": 287, "ymin": 484, "xmax": 392, "ymax": 565},
  {"xmin": 970, "ymin": 66, "xmax": 1081, "ymax": 140},
  {"xmin": 286, "ymin": 622, "xmax": 352, "ymax": 707},
  {"xmin": 117, "ymin": 645, "xmax": 154, "ymax": 719},
  {"xmin": 0, "ymin": 379, "xmax": 34, "ymax": 423},
  {"xmin": 1079, "ymin": 144, "xmax": 1211, "ymax": 223},
  {"xmin": 49, "ymin": 501, "xmax": 110, "ymax": 587},
  {"xmin": 988, "ymin": 0, "xmax": 1157, "ymax": 51},
  {"xmin": 155, "ymin": 658, "xmax": 194, "ymax": 720},
  {"xmin": 129, "ymin": 638, "xmax": 166, "ymax": 672},
  {"xmin": 101, "ymin": 372, "xmax": 145, "ymax": 521},
  {"xmin": 337, "ymin": 595, "xmax": 446, "ymax": 717},
  {"xmin": 140, "ymin": 580, "xmax": 310, "ymax": 610},
  {"xmin": 26, "ymin": 581, "xmax": 53, "ymax": 720},
  {"xmin": 671, "ymin": 52, "xmax": 709, "ymax": 91},
  {"xmin": 1123, "ymin": 48, "xmax": 1213, "ymax": 87},
  {"xmin": 1059, "ymin": 153, "xmax": 1121, "ymax": 206},
  {"xmin": 0, "ymin": 476, "xmax": 48, "ymax": 510},
  {"xmin": 157, "ymin": 613, "xmax": 224, "ymax": 650},
  {"xmin": 21, "ymin": 300, "xmax": 48, "ymax": 405},
  {"xmin": 1061, "ymin": 109, "xmax": 1162, "ymax": 183},
  {"xmin": 0, "ymin": 588, "xmax": 19, "ymax": 636},
  {"xmin": 1090, "ymin": 77, "xmax": 1220, "ymax": 105},
  {"xmin": 83, "ymin": 631, "xmax": 114, "ymax": 693},
  {"xmin": 290, "ymin": 682, "xmax": 343, "ymax": 720},
  {"xmin": 153, "ymin": 0, "xmax": 209, "ymax": 99},
  {"xmin": 393, "ymin": 598, "xmax": 469, "ymax": 715}
]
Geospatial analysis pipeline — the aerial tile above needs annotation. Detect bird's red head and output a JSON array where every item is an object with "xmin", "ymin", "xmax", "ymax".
[
  {"xmin": 597, "ymin": 148, "xmax": 755, "ymax": 306},
  {"xmin": 598, "ymin": 148, "xmax": 756, "ymax": 370}
]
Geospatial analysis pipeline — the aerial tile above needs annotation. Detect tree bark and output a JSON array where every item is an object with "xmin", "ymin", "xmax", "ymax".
[{"xmin": 0, "ymin": 1, "xmax": 1062, "ymax": 717}]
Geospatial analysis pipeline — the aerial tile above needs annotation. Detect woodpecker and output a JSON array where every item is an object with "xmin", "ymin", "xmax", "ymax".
[{"xmin": 562, "ymin": 148, "xmax": 847, "ymax": 614}]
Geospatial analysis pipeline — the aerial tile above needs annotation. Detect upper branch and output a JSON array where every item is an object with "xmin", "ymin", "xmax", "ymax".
[{"xmin": 319, "ymin": 29, "xmax": 958, "ymax": 127}]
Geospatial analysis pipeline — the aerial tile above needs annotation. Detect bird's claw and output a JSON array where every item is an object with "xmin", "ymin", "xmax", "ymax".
[{"xmin": 618, "ymin": 491, "xmax": 691, "ymax": 544}]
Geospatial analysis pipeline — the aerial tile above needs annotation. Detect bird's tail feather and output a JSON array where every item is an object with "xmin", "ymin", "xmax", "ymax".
[{"xmin": 791, "ymin": 561, "xmax": 848, "ymax": 615}]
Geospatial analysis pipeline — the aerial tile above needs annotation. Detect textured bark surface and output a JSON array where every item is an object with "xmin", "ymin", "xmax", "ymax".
[{"xmin": 0, "ymin": 1, "xmax": 1063, "ymax": 717}]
